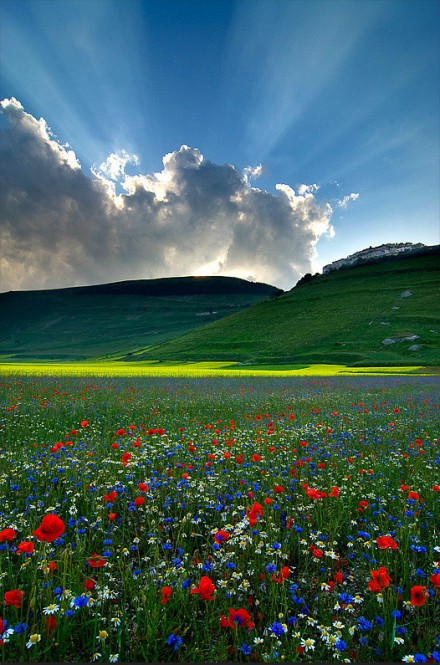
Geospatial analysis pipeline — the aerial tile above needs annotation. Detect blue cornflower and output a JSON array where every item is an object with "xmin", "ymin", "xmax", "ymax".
[
  {"xmin": 167, "ymin": 633, "xmax": 183, "ymax": 651},
  {"xmin": 72, "ymin": 595, "xmax": 89, "ymax": 608},
  {"xmin": 335, "ymin": 639, "xmax": 347, "ymax": 651},
  {"xmin": 271, "ymin": 542, "xmax": 281, "ymax": 550},
  {"xmin": 182, "ymin": 579, "xmax": 192, "ymax": 589},
  {"xmin": 269, "ymin": 622, "xmax": 285, "ymax": 637},
  {"xmin": 226, "ymin": 562, "xmax": 235, "ymax": 569},
  {"xmin": 358, "ymin": 616, "xmax": 373, "ymax": 631},
  {"xmin": 14, "ymin": 623, "xmax": 28, "ymax": 634},
  {"xmin": 414, "ymin": 655, "xmax": 427, "ymax": 663},
  {"xmin": 376, "ymin": 616, "xmax": 384, "ymax": 627},
  {"xmin": 241, "ymin": 643, "xmax": 252, "ymax": 655},
  {"xmin": 431, "ymin": 651, "xmax": 440, "ymax": 663},
  {"xmin": 266, "ymin": 563, "xmax": 277, "ymax": 573},
  {"xmin": 391, "ymin": 610, "xmax": 401, "ymax": 619}
]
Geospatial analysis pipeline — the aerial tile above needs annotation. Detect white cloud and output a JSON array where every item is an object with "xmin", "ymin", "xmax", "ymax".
[
  {"xmin": 337, "ymin": 192, "xmax": 360, "ymax": 208},
  {"xmin": 0, "ymin": 98, "xmax": 338, "ymax": 291}
]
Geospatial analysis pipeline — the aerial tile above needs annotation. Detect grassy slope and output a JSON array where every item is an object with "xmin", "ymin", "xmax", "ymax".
[
  {"xmin": 137, "ymin": 251, "xmax": 440, "ymax": 366},
  {"xmin": 0, "ymin": 276, "xmax": 278, "ymax": 360}
]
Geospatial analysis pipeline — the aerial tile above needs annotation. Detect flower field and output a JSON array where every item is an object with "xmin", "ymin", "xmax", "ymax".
[{"xmin": 0, "ymin": 374, "xmax": 439, "ymax": 663}]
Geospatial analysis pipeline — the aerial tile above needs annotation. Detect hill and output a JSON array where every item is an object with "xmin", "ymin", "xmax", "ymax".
[
  {"xmin": 133, "ymin": 247, "xmax": 440, "ymax": 366},
  {"xmin": 0, "ymin": 276, "xmax": 280, "ymax": 360}
]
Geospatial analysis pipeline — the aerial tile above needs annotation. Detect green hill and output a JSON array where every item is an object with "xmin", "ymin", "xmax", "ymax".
[
  {"xmin": 0, "ymin": 276, "xmax": 280, "ymax": 360},
  {"xmin": 134, "ymin": 248, "xmax": 440, "ymax": 367}
]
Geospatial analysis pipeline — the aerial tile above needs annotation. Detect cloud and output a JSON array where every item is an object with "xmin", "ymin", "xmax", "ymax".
[
  {"xmin": 337, "ymin": 192, "xmax": 360, "ymax": 208},
  {"xmin": 0, "ymin": 98, "xmax": 336, "ymax": 291}
]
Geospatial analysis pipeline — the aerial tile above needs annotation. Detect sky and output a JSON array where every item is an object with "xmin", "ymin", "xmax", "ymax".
[{"xmin": 0, "ymin": 0, "xmax": 439, "ymax": 292}]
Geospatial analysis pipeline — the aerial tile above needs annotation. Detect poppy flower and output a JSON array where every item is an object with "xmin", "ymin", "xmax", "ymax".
[
  {"xmin": 410, "ymin": 585, "xmax": 428, "ymax": 606},
  {"xmin": 161, "ymin": 586, "xmax": 172, "ymax": 604},
  {"xmin": 214, "ymin": 530, "xmax": 229, "ymax": 543},
  {"xmin": 121, "ymin": 452, "xmax": 132, "ymax": 466},
  {"xmin": 190, "ymin": 576, "xmax": 215, "ymax": 601},
  {"xmin": 4, "ymin": 589, "xmax": 25, "ymax": 608},
  {"xmin": 272, "ymin": 566, "xmax": 290, "ymax": 584},
  {"xmin": 133, "ymin": 496, "xmax": 145, "ymax": 507},
  {"xmin": 430, "ymin": 573, "xmax": 440, "ymax": 588},
  {"xmin": 368, "ymin": 567, "xmax": 391, "ymax": 592},
  {"xmin": 86, "ymin": 553, "xmax": 106, "ymax": 568},
  {"xmin": 45, "ymin": 615, "xmax": 56, "ymax": 635},
  {"xmin": 104, "ymin": 491, "xmax": 117, "ymax": 503},
  {"xmin": 84, "ymin": 578, "xmax": 96, "ymax": 590},
  {"xmin": 0, "ymin": 528, "xmax": 16, "ymax": 542},
  {"xmin": 138, "ymin": 482, "xmax": 148, "ymax": 493},
  {"xmin": 33, "ymin": 514, "xmax": 65, "ymax": 543},
  {"xmin": 16, "ymin": 541, "xmax": 35, "ymax": 555},
  {"xmin": 220, "ymin": 607, "xmax": 253, "ymax": 629},
  {"xmin": 376, "ymin": 535, "xmax": 398, "ymax": 550},
  {"xmin": 80, "ymin": 420, "xmax": 89, "ymax": 427},
  {"xmin": 108, "ymin": 513, "xmax": 117, "ymax": 521}
]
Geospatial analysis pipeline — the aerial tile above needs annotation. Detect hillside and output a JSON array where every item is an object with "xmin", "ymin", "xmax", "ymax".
[
  {"xmin": 0, "ymin": 276, "xmax": 279, "ymax": 360},
  {"xmin": 134, "ymin": 248, "xmax": 440, "ymax": 366}
]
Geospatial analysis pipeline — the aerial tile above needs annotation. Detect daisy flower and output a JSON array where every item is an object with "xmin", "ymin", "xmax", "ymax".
[
  {"xmin": 43, "ymin": 603, "xmax": 60, "ymax": 614},
  {"xmin": 26, "ymin": 633, "xmax": 41, "ymax": 649}
]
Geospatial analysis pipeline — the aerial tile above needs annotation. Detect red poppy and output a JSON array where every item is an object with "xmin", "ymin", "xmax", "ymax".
[
  {"xmin": 190, "ymin": 576, "xmax": 215, "ymax": 601},
  {"xmin": 368, "ymin": 567, "xmax": 391, "ymax": 592},
  {"xmin": 16, "ymin": 541, "xmax": 35, "ymax": 555},
  {"xmin": 274, "ymin": 485, "xmax": 284, "ymax": 493},
  {"xmin": 33, "ymin": 514, "xmax": 65, "ymax": 543},
  {"xmin": 220, "ymin": 607, "xmax": 253, "ymax": 629},
  {"xmin": 138, "ymin": 482, "xmax": 148, "ymax": 492},
  {"xmin": 272, "ymin": 566, "xmax": 290, "ymax": 583},
  {"xmin": 133, "ymin": 496, "xmax": 145, "ymax": 507},
  {"xmin": 80, "ymin": 420, "xmax": 89, "ymax": 427},
  {"xmin": 430, "ymin": 573, "xmax": 440, "ymax": 588},
  {"xmin": 4, "ymin": 589, "xmax": 25, "ymax": 608},
  {"xmin": 86, "ymin": 553, "xmax": 106, "ymax": 568},
  {"xmin": 108, "ymin": 512, "xmax": 117, "ymax": 521},
  {"xmin": 410, "ymin": 585, "xmax": 428, "ymax": 606},
  {"xmin": 84, "ymin": 578, "xmax": 96, "ymax": 590},
  {"xmin": 376, "ymin": 535, "xmax": 398, "ymax": 550},
  {"xmin": 45, "ymin": 615, "xmax": 56, "ymax": 635},
  {"xmin": 0, "ymin": 528, "xmax": 16, "ymax": 542},
  {"xmin": 161, "ymin": 586, "xmax": 172, "ymax": 604},
  {"xmin": 121, "ymin": 452, "xmax": 132, "ymax": 466},
  {"xmin": 104, "ymin": 491, "xmax": 117, "ymax": 503},
  {"xmin": 357, "ymin": 500, "xmax": 369, "ymax": 512},
  {"xmin": 214, "ymin": 530, "xmax": 229, "ymax": 544}
]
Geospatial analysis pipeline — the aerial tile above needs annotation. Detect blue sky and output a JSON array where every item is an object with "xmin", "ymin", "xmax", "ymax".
[{"xmin": 0, "ymin": 0, "xmax": 439, "ymax": 291}]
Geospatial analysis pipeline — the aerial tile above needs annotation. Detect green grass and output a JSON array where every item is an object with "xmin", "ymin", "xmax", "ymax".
[
  {"xmin": 0, "ymin": 276, "xmax": 278, "ymax": 361},
  {"xmin": 137, "ymin": 251, "xmax": 440, "ymax": 366}
]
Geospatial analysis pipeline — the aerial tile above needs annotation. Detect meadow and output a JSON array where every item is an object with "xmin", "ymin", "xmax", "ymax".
[{"xmin": 0, "ymin": 373, "xmax": 439, "ymax": 662}]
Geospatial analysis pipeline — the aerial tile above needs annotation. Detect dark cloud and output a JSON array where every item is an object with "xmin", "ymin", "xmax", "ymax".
[{"xmin": 0, "ymin": 98, "xmax": 335, "ymax": 291}]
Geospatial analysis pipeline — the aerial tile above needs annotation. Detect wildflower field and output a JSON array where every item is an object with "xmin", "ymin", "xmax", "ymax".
[{"xmin": 0, "ymin": 374, "xmax": 439, "ymax": 663}]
